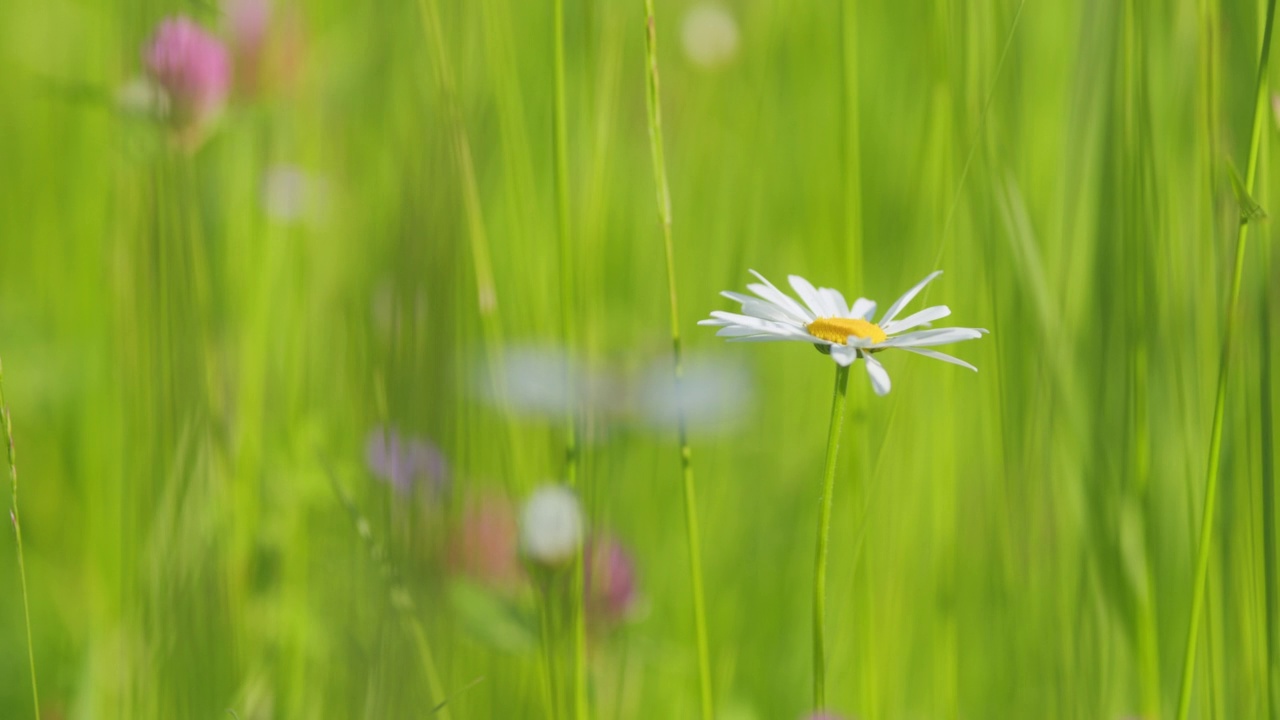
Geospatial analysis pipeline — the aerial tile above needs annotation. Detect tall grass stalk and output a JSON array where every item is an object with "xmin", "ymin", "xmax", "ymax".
[
  {"xmin": 1177, "ymin": 1, "xmax": 1278, "ymax": 717},
  {"xmin": 414, "ymin": 0, "xmax": 501, "ymax": 349},
  {"xmin": 1263, "ymin": 313, "xmax": 1278, "ymax": 719},
  {"xmin": 1, "ymin": 358, "xmax": 39, "ymax": 720},
  {"xmin": 1264, "ymin": 226, "xmax": 1279, "ymax": 720},
  {"xmin": 1120, "ymin": 2, "xmax": 1161, "ymax": 714},
  {"xmin": 641, "ymin": 3, "xmax": 714, "ymax": 717},
  {"xmin": 813, "ymin": 363, "xmax": 851, "ymax": 709},
  {"xmin": 927, "ymin": 0, "xmax": 1026, "ymax": 271},
  {"xmin": 551, "ymin": 1, "xmax": 588, "ymax": 716}
]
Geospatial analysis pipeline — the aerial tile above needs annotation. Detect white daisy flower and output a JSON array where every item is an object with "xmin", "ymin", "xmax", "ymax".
[{"xmin": 698, "ymin": 270, "xmax": 987, "ymax": 396}]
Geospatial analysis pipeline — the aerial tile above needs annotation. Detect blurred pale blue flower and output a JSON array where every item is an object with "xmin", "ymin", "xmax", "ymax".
[
  {"xmin": 474, "ymin": 345, "xmax": 618, "ymax": 421},
  {"xmin": 631, "ymin": 353, "xmax": 751, "ymax": 434},
  {"xmin": 475, "ymin": 345, "xmax": 752, "ymax": 437}
]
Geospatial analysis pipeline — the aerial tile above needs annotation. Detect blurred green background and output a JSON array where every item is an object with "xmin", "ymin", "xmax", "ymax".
[{"xmin": 1, "ymin": 0, "xmax": 1279, "ymax": 717}]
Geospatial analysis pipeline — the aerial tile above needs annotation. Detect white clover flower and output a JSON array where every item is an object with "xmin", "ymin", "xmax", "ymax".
[
  {"xmin": 519, "ymin": 485, "xmax": 584, "ymax": 568},
  {"xmin": 699, "ymin": 270, "xmax": 987, "ymax": 396},
  {"xmin": 681, "ymin": 3, "xmax": 740, "ymax": 70}
]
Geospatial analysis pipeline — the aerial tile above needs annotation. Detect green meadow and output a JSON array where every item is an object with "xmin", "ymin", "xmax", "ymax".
[{"xmin": 2, "ymin": 0, "xmax": 1279, "ymax": 717}]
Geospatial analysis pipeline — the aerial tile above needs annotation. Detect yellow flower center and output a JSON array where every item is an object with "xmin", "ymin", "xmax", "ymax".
[{"xmin": 806, "ymin": 317, "xmax": 887, "ymax": 345}]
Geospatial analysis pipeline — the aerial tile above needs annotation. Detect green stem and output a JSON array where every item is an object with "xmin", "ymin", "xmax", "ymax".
[
  {"xmin": 813, "ymin": 363, "xmax": 851, "ymax": 709},
  {"xmin": 1264, "ymin": 263, "xmax": 1279, "ymax": 720},
  {"xmin": 540, "ymin": 581, "xmax": 561, "ymax": 720},
  {"xmin": 1, "ymin": 358, "xmax": 39, "ymax": 720},
  {"xmin": 1177, "ymin": 2, "xmax": 1278, "ymax": 717},
  {"xmin": 553, "ymin": 0, "xmax": 577, "ymax": 489},
  {"xmin": 641, "ymin": 4, "xmax": 714, "ymax": 718},
  {"xmin": 551, "ymin": 1, "xmax": 587, "ymax": 717}
]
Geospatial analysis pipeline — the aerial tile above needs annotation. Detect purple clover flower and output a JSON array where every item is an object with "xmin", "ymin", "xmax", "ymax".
[
  {"xmin": 584, "ymin": 534, "xmax": 638, "ymax": 626},
  {"xmin": 144, "ymin": 17, "xmax": 230, "ymax": 138},
  {"xmin": 365, "ymin": 426, "xmax": 450, "ymax": 499}
]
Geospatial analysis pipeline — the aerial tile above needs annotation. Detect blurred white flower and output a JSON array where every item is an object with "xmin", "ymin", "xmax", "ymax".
[
  {"xmin": 519, "ymin": 485, "xmax": 583, "ymax": 568},
  {"xmin": 681, "ymin": 3, "xmax": 740, "ymax": 70},
  {"xmin": 261, "ymin": 164, "xmax": 328, "ymax": 224}
]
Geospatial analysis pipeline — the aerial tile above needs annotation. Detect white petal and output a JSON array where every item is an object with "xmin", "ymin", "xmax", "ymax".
[
  {"xmin": 707, "ymin": 312, "xmax": 813, "ymax": 341},
  {"xmin": 882, "ymin": 305, "xmax": 951, "ymax": 334},
  {"xmin": 830, "ymin": 344, "xmax": 858, "ymax": 366},
  {"xmin": 707, "ymin": 310, "xmax": 763, "ymax": 327},
  {"xmin": 903, "ymin": 347, "xmax": 977, "ymax": 371},
  {"xmin": 745, "ymin": 300, "xmax": 806, "ymax": 324},
  {"xmin": 818, "ymin": 287, "xmax": 850, "ymax": 317},
  {"xmin": 715, "ymin": 325, "xmax": 771, "ymax": 337},
  {"xmin": 721, "ymin": 290, "xmax": 758, "ymax": 305},
  {"xmin": 788, "ymin": 275, "xmax": 830, "ymax": 317},
  {"xmin": 747, "ymin": 283, "xmax": 810, "ymax": 322},
  {"xmin": 880, "ymin": 327, "xmax": 984, "ymax": 348},
  {"xmin": 747, "ymin": 270, "xmax": 813, "ymax": 322},
  {"xmin": 863, "ymin": 353, "xmax": 891, "ymax": 395},
  {"xmin": 727, "ymin": 334, "xmax": 798, "ymax": 343},
  {"xmin": 849, "ymin": 298, "xmax": 877, "ymax": 320},
  {"xmin": 879, "ymin": 271, "xmax": 942, "ymax": 325},
  {"xmin": 722, "ymin": 291, "xmax": 798, "ymax": 323}
]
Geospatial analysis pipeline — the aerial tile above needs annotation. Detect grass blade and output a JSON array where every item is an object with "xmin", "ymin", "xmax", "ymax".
[
  {"xmin": 1176, "ymin": 1, "xmax": 1279, "ymax": 716},
  {"xmin": 1, "ymin": 357, "xmax": 40, "ymax": 720}
]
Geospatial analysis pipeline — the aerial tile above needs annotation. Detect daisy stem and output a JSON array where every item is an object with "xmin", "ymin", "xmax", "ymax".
[
  {"xmin": 642, "ymin": 3, "xmax": 714, "ymax": 719},
  {"xmin": 1, "ymin": 358, "xmax": 40, "ymax": 720},
  {"xmin": 813, "ymin": 362, "xmax": 851, "ymax": 710},
  {"xmin": 551, "ymin": 0, "xmax": 588, "ymax": 715},
  {"xmin": 1176, "ymin": 1, "xmax": 1277, "ymax": 717}
]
